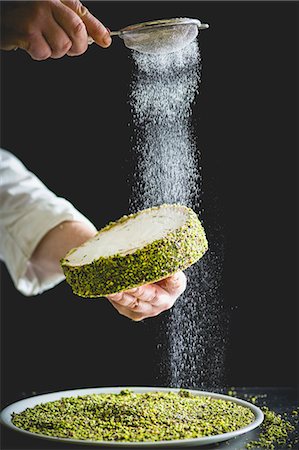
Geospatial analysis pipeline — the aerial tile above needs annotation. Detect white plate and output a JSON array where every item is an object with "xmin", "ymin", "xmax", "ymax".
[{"xmin": 0, "ymin": 386, "xmax": 264, "ymax": 447}]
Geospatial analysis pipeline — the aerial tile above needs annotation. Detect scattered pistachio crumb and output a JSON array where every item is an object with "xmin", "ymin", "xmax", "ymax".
[
  {"xmin": 246, "ymin": 406, "xmax": 295, "ymax": 449},
  {"xmin": 225, "ymin": 389, "xmax": 298, "ymax": 450}
]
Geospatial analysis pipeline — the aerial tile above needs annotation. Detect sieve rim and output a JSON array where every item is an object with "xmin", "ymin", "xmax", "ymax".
[{"xmin": 117, "ymin": 18, "xmax": 207, "ymax": 36}]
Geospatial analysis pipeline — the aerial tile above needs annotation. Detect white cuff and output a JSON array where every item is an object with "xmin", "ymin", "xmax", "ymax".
[
  {"xmin": 0, "ymin": 148, "xmax": 97, "ymax": 296},
  {"xmin": 2, "ymin": 202, "xmax": 96, "ymax": 297}
]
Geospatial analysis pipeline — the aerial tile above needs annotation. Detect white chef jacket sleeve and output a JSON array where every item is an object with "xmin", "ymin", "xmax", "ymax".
[{"xmin": 0, "ymin": 148, "xmax": 97, "ymax": 296}]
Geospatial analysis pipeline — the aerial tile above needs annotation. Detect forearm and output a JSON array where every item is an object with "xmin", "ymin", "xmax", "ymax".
[
  {"xmin": 30, "ymin": 220, "xmax": 96, "ymax": 279},
  {"xmin": 0, "ymin": 148, "xmax": 97, "ymax": 295}
]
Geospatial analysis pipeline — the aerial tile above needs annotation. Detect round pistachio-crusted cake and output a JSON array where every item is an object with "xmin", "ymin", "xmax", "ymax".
[{"xmin": 61, "ymin": 204, "xmax": 208, "ymax": 297}]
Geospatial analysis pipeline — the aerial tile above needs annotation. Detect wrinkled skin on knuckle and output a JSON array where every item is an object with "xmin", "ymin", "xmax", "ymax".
[
  {"xmin": 60, "ymin": 40, "xmax": 72, "ymax": 52},
  {"xmin": 66, "ymin": 0, "xmax": 84, "ymax": 14},
  {"xmin": 22, "ymin": 29, "xmax": 40, "ymax": 46},
  {"xmin": 147, "ymin": 292, "xmax": 158, "ymax": 303},
  {"xmin": 72, "ymin": 18, "xmax": 86, "ymax": 37},
  {"xmin": 51, "ymin": 40, "xmax": 72, "ymax": 58},
  {"xmin": 130, "ymin": 303, "xmax": 143, "ymax": 312},
  {"xmin": 106, "ymin": 293, "xmax": 121, "ymax": 302},
  {"xmin": 115, "ymin": 294, "xmax": 132, "ymax": 308},
  {"xmin": 67, "ymin": 20, "xmax": 87, "ymax": 55},
  {"xmin": 128, "ymin": 300, "xmax": 139, "ymax": 310},
  {"xmin": 19, "ymin": 6, "xmax": 50, "ymax": 57},
  {"xmin": 130, "ymin": 304, "xmax": 166, "ymax": 321}
]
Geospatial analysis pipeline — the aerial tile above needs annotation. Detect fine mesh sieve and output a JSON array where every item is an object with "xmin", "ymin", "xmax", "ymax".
[
  {"xmin": 109, "ymin": 18, "xmax": 209, "ymax": 54},
  {"xmin": 88, "ymin": 18, "xmax": 209, "ymax": 53}
]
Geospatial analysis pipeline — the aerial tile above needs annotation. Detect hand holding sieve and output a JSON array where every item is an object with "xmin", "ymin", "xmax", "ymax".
[{"xmin": 89, "ymin": 18, "xmax": 209, "ymax": 54}]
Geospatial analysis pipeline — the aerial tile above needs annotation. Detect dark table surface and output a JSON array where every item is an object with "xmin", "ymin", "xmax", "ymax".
[{"xmin": 1, "ymin": 387, "xmax": 298, "ymax": 450}]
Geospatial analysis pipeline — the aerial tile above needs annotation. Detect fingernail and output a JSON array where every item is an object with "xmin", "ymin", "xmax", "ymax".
[{"xmin": 103, "ymin": 31, "xmax": 112, "ymax": 47}]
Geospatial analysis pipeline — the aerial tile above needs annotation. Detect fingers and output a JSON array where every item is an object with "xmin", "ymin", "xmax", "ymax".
[
  {"xmin": 19, "ymin": 33, "xmax": 52, "ymax": 61},
  {"xmin": 108, "ymin": 292, "xmax": 139, "ymax": 309},
  {"xmin": 60, "ymin": 0, "xmax": 111, "ymax": 48},
  {"xmin": 109, "ymin": 291, "xmax": 171, "ymax": 314},
  {"xmin": 106, "ymin": 273, "xmax": 185, "ymax": 322},
  {"xmin": 157, "ymin": 271, "xmax": 187, "ymax": 296},
  {"xmin": 128, "ymin": 284, "xmax": 158, "ymax": 302},
  {"xmin": 81, "ymin": 7, "xmax": 111, "ymax": 48},
  {"xmin": 52, "ymin": 1, "xmax": 89, "ymax": 56},
  {"xmin": 1, "ymin": 0, "xmax": 111, "ymax": 60},
  {"xmin": 107, "ymin": 284, "xmax": 163, "ymax": 308},
  {"xmin": 108, "ymin": 300, "xmax": 160, "ymax": 322},
  {"xmin": 43, "ymin": 21, "xmax": 72, "ymax": 59}
]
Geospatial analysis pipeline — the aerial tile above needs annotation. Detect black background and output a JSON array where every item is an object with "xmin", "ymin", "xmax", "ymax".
[{"xmin": 1, "ymin": 0, "xmax": 298, "ymax": 422}]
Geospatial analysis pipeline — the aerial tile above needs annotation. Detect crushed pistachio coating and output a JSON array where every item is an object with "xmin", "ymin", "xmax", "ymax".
[
  {"xmin": 11, "ymin": 390, "xmax": 254, "ymax": 442},
  {"xmin": 61, "ymin": 204, "xmax": 208, "ymax": 297}
]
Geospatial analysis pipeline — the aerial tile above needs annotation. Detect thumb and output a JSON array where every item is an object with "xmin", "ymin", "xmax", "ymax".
[{"xmin": 61, "ymin": 0, "xmax": 112, "ymax": 48}]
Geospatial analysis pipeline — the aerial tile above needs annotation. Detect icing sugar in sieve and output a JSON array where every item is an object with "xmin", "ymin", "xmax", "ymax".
[{"xmin": 89, "ymin": 18, "xmax": 209, "ymax": 54}]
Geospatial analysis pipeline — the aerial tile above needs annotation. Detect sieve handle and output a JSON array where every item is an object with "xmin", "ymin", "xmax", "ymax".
[
  {"xmin": 198, "ymin": 23, "xmax": 209, "ymax": 30},
  {"xmin": 110, "ymin": 31, "xmax": 122, "ymax": 36}
]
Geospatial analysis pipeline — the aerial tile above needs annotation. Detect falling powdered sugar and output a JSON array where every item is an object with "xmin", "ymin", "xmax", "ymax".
[
  {"xmin": 129, "ymin": 43, "xmax": 200, "ymax": 209},
  {"xmin": 128, "ymin": 42, "xmax": 226, "ymax": 389}
]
